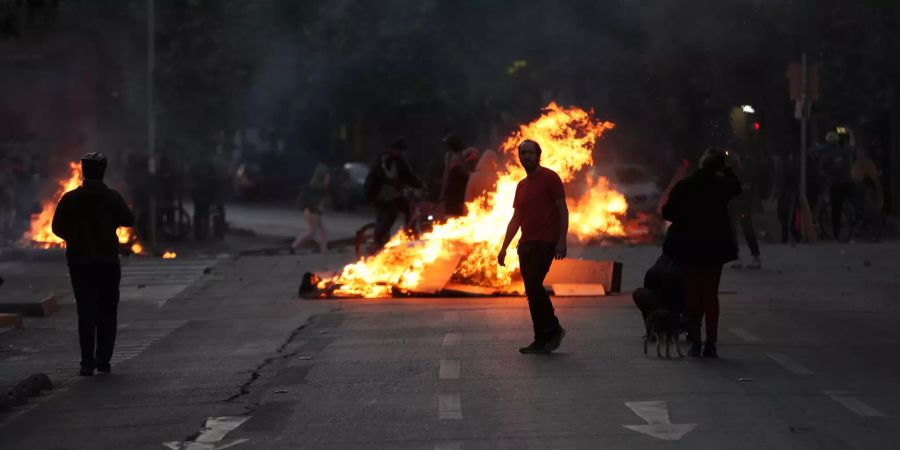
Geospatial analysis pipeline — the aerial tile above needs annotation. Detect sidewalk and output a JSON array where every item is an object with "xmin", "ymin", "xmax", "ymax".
[{"xmin": 226, "ymin": 202, "xmax": 372, "ymax": 241}]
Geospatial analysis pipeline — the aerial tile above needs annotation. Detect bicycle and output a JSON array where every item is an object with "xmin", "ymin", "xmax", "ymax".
[
  {"xmin": 156, "ymin": 205, "xmax": 192, "ymax": 242},
  {"xmin": 194, "ymin": 202, "xmax": 226, "ymax": 241},
  {"xmin": 813, "ymin": 182, "xmax": 883, "ymax": 243},
  {"xmin": 850, "ymin": 180, "xmax": 885, "ymax": 242}
]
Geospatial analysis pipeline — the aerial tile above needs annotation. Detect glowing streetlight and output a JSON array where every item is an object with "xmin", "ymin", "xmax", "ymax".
[{"xmin": 741, "ymin": 105, "xmax": 755, "ymax": 114}]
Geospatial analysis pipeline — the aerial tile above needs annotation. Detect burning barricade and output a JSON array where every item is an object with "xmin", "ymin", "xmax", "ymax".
[
  {"xmin": 303, "ymin": 103, "xmax": 632, "ymax": 299},
  {"xmin": 21, "ymin": 160, "xmax": 175, "ymax": 258}
]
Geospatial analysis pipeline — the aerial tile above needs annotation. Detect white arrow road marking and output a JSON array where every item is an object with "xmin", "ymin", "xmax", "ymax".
[
  {"xmin": 162, "ymin": 440, "xmax": 249, "ymax": 450},
  {"xmin": 163, "ymin": 416, "xmax": 250, "ymax": 449},
  {"xmin": 623, "ymin": 401, "xmax": 697, "ymax": 441}
]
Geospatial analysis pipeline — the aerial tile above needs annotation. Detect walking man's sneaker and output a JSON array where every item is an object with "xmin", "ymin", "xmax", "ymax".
[
  {"xmin": 748, "ymin": 256, "xmax": 762, "ymax": 269},
  {"xmin": 96, "ymin": 363, "xmax": 111, "ymax": 374},
  {"xmin": 519, "ymin": 340, "xmax": 548, "ymax": 354},
  {"xmin": 545, "ymin": 327, "xmax": 566, "ymax": 353},
  {"xmin": 688, "ymin": 341, "xmax": 703, "ymax": 357},
  {"xmin": 702, "ymin": 343, "xmax": 719, "ymax": 358},
  {"xmin": 79, "ymin": 366, "xmax": 94, "ymax": 377}
]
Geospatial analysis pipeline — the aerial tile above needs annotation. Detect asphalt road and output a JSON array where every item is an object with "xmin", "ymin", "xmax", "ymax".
[{"xmin": 2, "ymin": 242, "xmax": 899, "ymax": 449}]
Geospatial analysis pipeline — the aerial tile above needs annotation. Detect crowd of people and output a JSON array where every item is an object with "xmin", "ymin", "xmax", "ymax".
[
  {"xmin": 34, "ymin": 126, "xmax": 893, "ymax": 374},
  {"xmin": 774, "ymin": 130, "xmax": 886, "ymax": 245},
  {"xmin": 293, "ymin": 133, "xmax": 501, "ymax": 253}
]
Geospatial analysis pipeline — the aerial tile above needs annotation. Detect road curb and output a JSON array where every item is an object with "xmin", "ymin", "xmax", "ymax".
[
  {"xmin": 0, "ymin": 294, "xmax": 60, "ymax": 317},
  {"xmin": 0, "ymin": 313, "xmax": 24, "ymax": 330}
]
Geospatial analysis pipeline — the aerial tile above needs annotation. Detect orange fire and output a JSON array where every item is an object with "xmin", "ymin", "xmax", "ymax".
[
  {"xmin": 26, "ymin": 161, "xmax": 142, "ymax": 254},
  {"xmin": 318, "ymin": 103, "xmax": 629, "ymax": 298}
]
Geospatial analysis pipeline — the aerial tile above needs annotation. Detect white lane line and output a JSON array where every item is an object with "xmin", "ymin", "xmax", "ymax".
[
  {"xmin": 442, "ymin": 333, "xmax": 462, "ymax": 346},
  {"xmin": 729, "ymin": 327, "xmax": 760, "ymax": 343},
  {"xmin": 435, "ymin": 443, "xmax": 462, "ymax": 450},
  {"xmin": 443, "ymin": 312, "xmax": 460, "ymax": 323},
  {"xmin": 438, "ymin": 394, "xmax": 462, "ymax": 420},
  {"xmin": 767, "ymin": 353, "xmax": 815, "ymax": 375},
  {"xmin": 823, "ymin": 390, "xmax": 884, "ymax": 417},
  {"xmin": 439, "ymin": 360, "xmax": 461, "ymax": 380}
]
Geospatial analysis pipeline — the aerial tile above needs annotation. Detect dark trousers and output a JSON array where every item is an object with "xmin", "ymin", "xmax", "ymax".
[
  {"xmin": 830, "ymin": 182, "xmax": 855, "ymax": 238},
  {"xmin": 517, "ymin": 241, "xmax": 561, "ymax": 340},
  {"xmin": 730, "ymin": 198, "xmax": 760, "ymax": 257},
  {"xmin": 777, "ymin": 195, "xmax": 802, "ymax": 243},
  {"xmin": 374, "ymin": 198, "xmax": 410, "ymax": 246},
  {"xmin": 69, "ymin": 264, "xmax": 121, "ymax": 368},
  {"xmin": 194, "ymin": 201, "xmax": 210, "ymax": 240},
  {"xmin": 681, "ymin": 264, "xmax": 722, "ymax": 345}
]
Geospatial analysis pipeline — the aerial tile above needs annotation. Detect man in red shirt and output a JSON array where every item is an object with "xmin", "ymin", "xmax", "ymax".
[{"xmin": 497, "ymin": 140, "xmax": 569, "ymax": 354}]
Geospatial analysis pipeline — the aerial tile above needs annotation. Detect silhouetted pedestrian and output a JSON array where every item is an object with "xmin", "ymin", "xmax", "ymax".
[
  {"xmin": 51, "ymin": 153, "xmax": 135, "ymax": 376},
  {"xmin": 661, "ymin": 147, "xmax": 741, "ymax": 358},
  {"xmin": 820, "ymin": 131, "xmax": 855, "ymax": 239},
  {"xmin": 726, "ymin": 148, "xmax": 761, "ymax": 268},
  {"xmin": 364, "ymin": 137, "xmax": 423, "ymax": 247},
  {"xmin": 497, "ymin": 140, "xmax": 568, "ymax": 354},
  {"xmin": 293, "ymin": 163, "xmax": 330, "ymax": 253},
  {"xmin": 0, "ymin": 156, "xmax": 16, "ymax": 242},
  {"xmin": 440, "ymin": 134, "xmax": 471, "ymax": 217},
  {"xmin": 464, "ymin": 150, "xmax": 500, "ymax": 203}
]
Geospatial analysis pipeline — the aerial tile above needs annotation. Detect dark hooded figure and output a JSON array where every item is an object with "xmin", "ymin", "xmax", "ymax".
[
  {"xmin": 52, "ymin": 153, "xmax": 135, "ymax": 376},
  {"xmin": 662, "ymin": 147, "xmax": 741, "ymax": 359},
  {"xmin": 364, "ymin": 137, "xmax": 423, "ymax": 247},
  {"xmin": 440, "ymin": 133, "xmax": 471, "ymax": 216}
]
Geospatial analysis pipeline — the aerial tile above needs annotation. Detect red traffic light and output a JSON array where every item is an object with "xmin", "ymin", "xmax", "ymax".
[{"xmin": 753, "ymin": 122, "xmax": 760, "ymax": 131}]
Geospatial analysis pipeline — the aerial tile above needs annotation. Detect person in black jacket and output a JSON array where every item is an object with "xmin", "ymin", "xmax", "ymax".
[
  {"xmin": 364, "ymin": 137, "xmax": 423, "ymax": 247},
  {"xmin": 662, "ymin": 147, "xmax": 741, "ymax": 358},
  {"xmin": 52, "ymin": 153, "xmax": 135, "ymax": 376}
]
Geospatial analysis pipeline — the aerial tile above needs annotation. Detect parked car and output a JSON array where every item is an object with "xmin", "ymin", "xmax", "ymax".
[{"xmin": 593, "ymin": 163, "xmax": 661, "ymax": 215}]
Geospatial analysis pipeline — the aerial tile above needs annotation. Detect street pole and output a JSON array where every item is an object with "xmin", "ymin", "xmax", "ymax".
[
  {"xmin": 800, "ymin": 52, "xmax": 808, "ymax": 202},
  {"xmin": 797, "ymin": 52, "xmax": 818, "ymax": 242},
  {"xmin": 147, "ymin": 0, "xmax": 157, "ymax": 247}
]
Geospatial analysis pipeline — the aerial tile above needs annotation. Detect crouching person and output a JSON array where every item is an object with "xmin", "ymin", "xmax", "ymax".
[{"xmin": 52, "ymin": 153, "xmax": 135, "ymax": 376}]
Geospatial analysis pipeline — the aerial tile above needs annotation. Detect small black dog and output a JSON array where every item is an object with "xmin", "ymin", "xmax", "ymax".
[{"xmin": 644, "ymin": 309, "xmax": 685, "ymax": 358}]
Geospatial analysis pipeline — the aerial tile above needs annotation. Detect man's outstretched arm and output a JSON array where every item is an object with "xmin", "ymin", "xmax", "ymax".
[
  {"xmin": 554, "ymin": 197, "xmax": 569, "ymax": 260},
  {"xmin": 497, "ymin": 209, "xmax": 523, "ymax": 267}
]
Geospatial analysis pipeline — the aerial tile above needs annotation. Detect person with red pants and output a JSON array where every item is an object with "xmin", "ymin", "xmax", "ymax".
[{"xmin": 661, "ymin": 148, "xmax": 741, "ymax": 358}]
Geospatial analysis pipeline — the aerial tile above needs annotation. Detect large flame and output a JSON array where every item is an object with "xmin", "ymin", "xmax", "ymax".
[
  {"xmin": 319, "ymin": 103, "xmax": 627, "ymax": 298},
  {"xmin": 26, "ymin": 161, "xmax": 141, "ymax": 253}
]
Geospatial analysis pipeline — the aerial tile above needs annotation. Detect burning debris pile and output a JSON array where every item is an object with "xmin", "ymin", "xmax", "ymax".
[
  {"xmin": 308, "ymin": 103, "xmax": 631, "ymax": 299},
  {"xmin": 22, "ymin": 160, "xmax": 164, "ymax": 258}
]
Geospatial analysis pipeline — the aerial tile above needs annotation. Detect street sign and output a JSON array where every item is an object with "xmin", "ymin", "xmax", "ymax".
[{"xmin": 787, "ymin": 63, "xmax": 819, "ymax": 101}]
